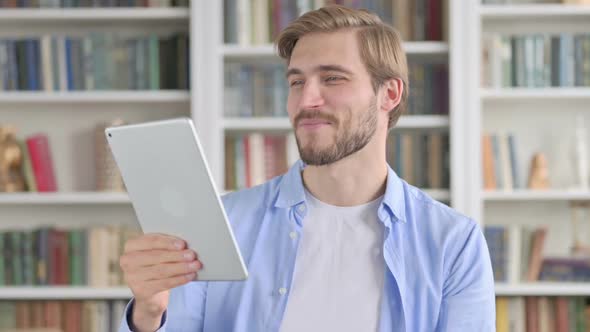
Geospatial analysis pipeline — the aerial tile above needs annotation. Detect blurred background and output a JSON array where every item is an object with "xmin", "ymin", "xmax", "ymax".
[{"xmin": 0, "ymin": 0, "xmax": 588, "ymax": 331}]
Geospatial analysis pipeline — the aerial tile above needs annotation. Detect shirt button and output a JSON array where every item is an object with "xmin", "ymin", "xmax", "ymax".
[
  {"xmin": 289, "ymin": 231, "xmax": 297, "ymax": 240},
  {"xmin": 297, "ymin": 205, "xmax": 305, "ymax": 213},
  {"xmin": 279, "ymin": 287, "xmax": 287, "ymax": 295}
]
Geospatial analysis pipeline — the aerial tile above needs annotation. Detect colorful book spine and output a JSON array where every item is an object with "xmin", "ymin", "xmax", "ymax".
[{"xmin": 25, "ymin": 134, "xmax": 57, "ymax": 192}]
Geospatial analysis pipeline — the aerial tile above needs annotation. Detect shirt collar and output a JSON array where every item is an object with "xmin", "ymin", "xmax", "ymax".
[
  {"xmin": 274, "ymin": 160, "xmax": 307, "ymax": 209},
  {"xmin": 274, "ymin": 160, "xmax": 407, "ymax": 224}
]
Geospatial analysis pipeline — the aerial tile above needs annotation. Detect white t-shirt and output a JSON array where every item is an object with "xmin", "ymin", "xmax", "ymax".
[{"xmin": 279, "ymin": 189, "xmax": 386, "ymax": 332}]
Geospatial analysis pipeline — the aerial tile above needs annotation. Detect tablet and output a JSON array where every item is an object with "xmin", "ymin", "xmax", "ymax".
[{"xmin": 105, "ymin": 117, "xmax": 248, "ymax": 281}]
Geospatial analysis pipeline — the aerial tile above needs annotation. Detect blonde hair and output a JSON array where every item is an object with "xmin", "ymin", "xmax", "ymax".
[{"xmin": 276, "ymin": 5, "xmax": 409, "ymax": 129}]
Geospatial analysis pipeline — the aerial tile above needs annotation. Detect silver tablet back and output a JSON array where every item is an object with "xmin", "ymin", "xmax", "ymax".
[{"xmin": 106, "ymin": 117, "xmax": 248, "ymax": 281}]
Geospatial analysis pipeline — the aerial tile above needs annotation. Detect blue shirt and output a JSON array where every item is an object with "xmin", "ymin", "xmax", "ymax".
[{"xmin": 120, "ymin": 160, "xmax": 496, "ymax": 332}]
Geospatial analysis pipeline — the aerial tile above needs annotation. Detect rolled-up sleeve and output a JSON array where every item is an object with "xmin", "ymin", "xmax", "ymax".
[{"xmin": 435, "ymin": 221, "xmax": 496, "ymax": 332}]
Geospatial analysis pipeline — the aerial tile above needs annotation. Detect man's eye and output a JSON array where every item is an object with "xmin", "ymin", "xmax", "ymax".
[
  {"xmin": 290, "ymin": 80, "xmax": 303, "ymax": 87},
  {"xmin": 325, "ymin": 76, "xmax": 342, "ymax": 82}
]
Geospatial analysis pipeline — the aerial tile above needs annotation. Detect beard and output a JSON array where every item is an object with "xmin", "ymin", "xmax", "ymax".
[{"xmin": 294, "ymin": 97, "xmax": 378, "ymax": 166}]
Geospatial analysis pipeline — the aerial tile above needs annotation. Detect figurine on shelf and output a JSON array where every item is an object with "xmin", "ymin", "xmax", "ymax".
[
  {"xmin": 0, "ymin": 125, "xmax": 26, "ymax": 192},
  {"xmin": 527, "ymin": 152, "xmax": 550, "ymax": 189}
]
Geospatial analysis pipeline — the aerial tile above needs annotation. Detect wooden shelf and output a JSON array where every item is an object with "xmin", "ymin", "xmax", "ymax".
[
  {"xmin": 0, "ymin": 192, "xmax": 131, "ymax": 205},
  {"xmin": 0, "ymin": 286, "xmax": 132, "ymax": 300},
  {"xmin": 495, "ymin": 282, "xmax": 590, "ymax": 296},
  {"xmin": 483, "ymin": 190, "xmax": 590, "ymax": 202},
  {"xmin": 481, "ymin": 88, "xmax": 590, "ymax": 101},
  {"xmin": 0, "ymin": 91, "xmax": 190, "ymax": 104},
  {"xmin": 223, "ymin": 115, "xmax": 449, "ymax": 131},
  {"xmin": 0, "ymin": 8, "xmax": 189, "ymax": 24},
  {"xmin": 223, "ymin": 41, "xmax": 449, "ymax": 59}
]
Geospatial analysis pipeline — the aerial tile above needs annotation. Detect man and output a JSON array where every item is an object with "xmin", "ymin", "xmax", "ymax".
[{"xmin": 119, "ymin": 5, "xmax": 495, "ymax": 332}]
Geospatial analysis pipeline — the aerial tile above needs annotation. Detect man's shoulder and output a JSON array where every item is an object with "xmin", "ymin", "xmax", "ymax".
[
  {"xmin": 404, "ymin": 183, "xmax": 478, "ymax": 235},
  {"xmin": 403, "ymin": 184, "xmax": 485, "ymax": 274}
]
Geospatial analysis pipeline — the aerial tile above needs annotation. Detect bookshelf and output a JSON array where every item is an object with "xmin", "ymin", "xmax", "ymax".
[
  {"xmin": 0, "ymin": 4, "xmax": 198, "ymax": 314},
  {"xmin": 473, "ymin": 0, "xmax": 590, "ymax": 306},
  {"xmin": 4, "ymin": 0, "xmax": 589, "ymax": 328}
]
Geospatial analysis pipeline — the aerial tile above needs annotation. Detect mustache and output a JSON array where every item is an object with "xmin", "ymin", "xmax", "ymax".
[{"xmin": 294, "ymin": 110, "xmax": 338, "ymax": 126}]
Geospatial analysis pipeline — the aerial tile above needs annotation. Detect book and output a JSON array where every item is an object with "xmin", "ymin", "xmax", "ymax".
[
  {"xmin": 526, "ymin": 227, "xmax": 548, "ymax": 281},
  {"xmin": 25, "ymin": 134, "xmax": 57, "ymax": 192}
]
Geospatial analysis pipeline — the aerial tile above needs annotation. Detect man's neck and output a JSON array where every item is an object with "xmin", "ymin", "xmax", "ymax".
[{"xmin": 301, "ymin": 151, "xmax": 388, "ymax": 207}]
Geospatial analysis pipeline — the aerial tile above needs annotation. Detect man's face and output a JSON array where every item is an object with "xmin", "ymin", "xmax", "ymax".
[{"xmin": 286, "ymin": 30, "xmax": 380, "ymax": 166}]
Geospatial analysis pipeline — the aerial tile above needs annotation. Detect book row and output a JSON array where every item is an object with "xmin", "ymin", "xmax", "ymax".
[
  {"xmin": 224, "ymin": 131, "xmax": 450, "ymax": 191},
  {"xmin": 495, "ymin": 296, "xmax": 590, "ymax": 332},
  {"xmin": 224, "ymin": 133, "xmax": 298, "ymax": 190},
  {"xmin": 0, "ymin": 300, "xmax": 129, "ymax": 332},
  {"xmin": 0, "ymin": 33, "xmax": 190, "ymax": 91},
  {"xmin": 0, "ymin": 0, "xmax": 187, "ymax": 7},
  {"xmin": 224, "ymin": 62, "xmax": 448, "ymax": 118},
  {"xmin": 0, "ymin": 225, "xmax": 141, "ymax": 287},
  {"xmin": 482, "ymin": 33, "xmax": 590, "ymax": 88},
  {"xmin": 485, "ymin": 225, "xmax": 590, "ymax": 283},
  {"xmin": 224, "ymin": 0, "xmax": 446, "ymax": 45},
  {"xmin": 386, "ymin": 131, "xmax": 450, "ymax": 189}
]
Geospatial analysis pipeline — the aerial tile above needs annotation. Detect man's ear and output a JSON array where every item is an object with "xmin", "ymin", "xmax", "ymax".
[{"xmin": 380, "ymin": 78, "xmax": 403, "ymax": 113}]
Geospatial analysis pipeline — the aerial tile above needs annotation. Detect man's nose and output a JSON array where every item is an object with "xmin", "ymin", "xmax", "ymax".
[{"xmin": 299, "ymin": 79, "xmax": 324, "ymax": 110}]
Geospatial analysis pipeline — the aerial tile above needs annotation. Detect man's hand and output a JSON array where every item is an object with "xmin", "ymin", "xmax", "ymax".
[{"xmin": 120, "ymin": 233, "xmax": 203, "ymax": 332}]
